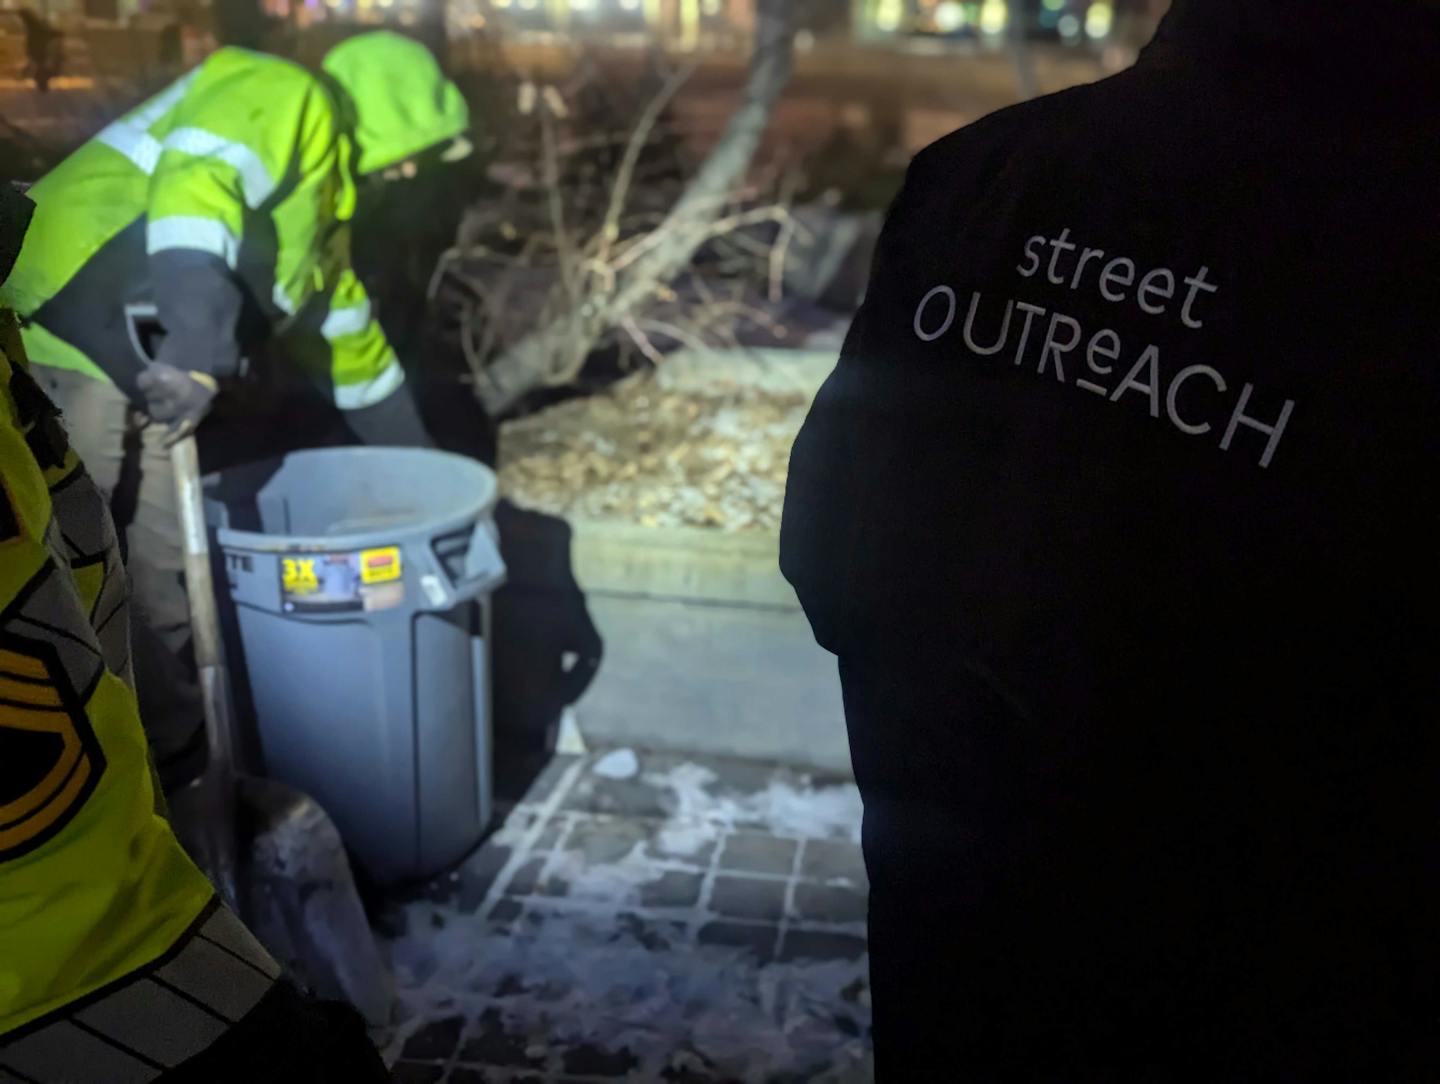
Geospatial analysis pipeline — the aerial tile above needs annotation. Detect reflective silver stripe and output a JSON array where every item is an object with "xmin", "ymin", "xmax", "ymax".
[
  {"xmin": 95, "ymin": 122, "xmax": 163, "ymax": 175},
  {"xmin": 146, "ymin": 216, "xmax": 240, "ymax": 269},
  {"xmin": 0, "ymin": 1020, "xmax": 158, "ymax": 1083},
  {"xmin": 162, "ymin": 127, "xmax": 276, "ymax": 209},
  {"xmin": 333, "ymin": 355, "xmax": 404, "ymax": 410},
  {"xmin": 194, "ymin": 905, "xmax": 282, "ymax": 980},
  {"xmin": 272, "ymin": 281, "xmax": 297, "ymax": 316},
  {"xmin": 320, "ymin": 300, "xmax": 371, "ymax": 341},
  {"xmin": 131, "ymin": 70, "xmax": 198, "ymax": 128},
  {"xmin": 154, "ymin": 936, "xmax": 274, "ymax": 1021},
  {"xmin": 75, "ymin": 980, "xmax": 228, "ymax": 1067},
  {"xmin": 0, "ymin": 907, "xmax": 277, "ymax": 1084},
  {"xmin": 91, "ymin": 70, "xmax": 199, "ymax": 176}
]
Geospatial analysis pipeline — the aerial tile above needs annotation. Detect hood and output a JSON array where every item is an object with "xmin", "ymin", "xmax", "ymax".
[{"xmin": 322, "ymin": 31, "xmax": 469, "ymax": 176}]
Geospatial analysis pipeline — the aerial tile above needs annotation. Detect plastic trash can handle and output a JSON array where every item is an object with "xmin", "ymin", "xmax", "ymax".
[{"xmin": 457, "ymin": 520, "xmax": 507, "ymax": 597}]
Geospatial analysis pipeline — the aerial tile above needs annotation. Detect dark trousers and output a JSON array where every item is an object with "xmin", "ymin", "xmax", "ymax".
[
  {"xmin": 839, "ymin": 644, "xmax": 1440, "ymax": 1083},
  {"xmin": 34, "ymin": 364, "xmax": 206, "ymax": 791}
]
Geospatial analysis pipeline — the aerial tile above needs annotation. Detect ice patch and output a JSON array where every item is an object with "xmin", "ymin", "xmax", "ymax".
[
  {"xmin": 592, "ymin": 747, "xmax": 640, "ymax": 780},
  {"xmin": 642, "ymin": 760, "xmax": 863, "ymax": 843},
  {"xmin": 653, "ymin": 817, "xmax": 719, "ymax": 859},
  {"xmin": 384, "ymin": 899, "xmax": 869, "ymax": 1079},
  {"xmin": 545, "ymin": 840, "xmax": 662, "ymax": 905},
  {"xmin": 379, "ymin": 753, "xmax": 869, "ymax": 1078}
]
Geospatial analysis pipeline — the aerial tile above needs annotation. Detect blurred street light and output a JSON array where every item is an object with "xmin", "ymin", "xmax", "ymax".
[
  {"xmin": 1085, "ymin": 0, "xmax": 1113, "ymax": 38},
  {"xmin": 933, "ymin": 1, "xmax": 965, "ymax": 33},
  {"xmin": 875, "ymin": 0, "xmax": 904, "ymax": 31},
  {"xmin": 979, "ymin": 0, "xmax": 1007, "ymax": 34}
]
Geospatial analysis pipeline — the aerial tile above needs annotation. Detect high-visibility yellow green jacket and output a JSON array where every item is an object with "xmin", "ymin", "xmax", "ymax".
[
  {"xmin": 1, "ymin": 31, "xmax": 468, "ymax": 415},
  {"xmin": 0, "ymin": 187, "xmax": 280, "ymax": 1074}
]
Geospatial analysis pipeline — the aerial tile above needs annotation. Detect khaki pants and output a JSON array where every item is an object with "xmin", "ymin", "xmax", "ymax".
[{"xmin": 34, "ymin": 364, "xmax": 206, "ymax": 791}]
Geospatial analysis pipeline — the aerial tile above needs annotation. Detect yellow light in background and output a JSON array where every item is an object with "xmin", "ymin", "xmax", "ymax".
[
  {"xmin": 679, "ymin": 0, "xmax": 699, "ymax": 48},
  {"xmin": 978, "ymin": 0, "xmax": 1005, "ymax": 33},
  {"xmin": 518, "ymin": 0, "xmax": 537, "ymax": 9},
  {"xmin": 933, "ymin": 0, "xmax": 964, "ymax": 32},
  {"xmin": 493, "ymin": 0, "xmax": 511, "ymax": 8},
  {"xmin": 875, "ymin": 0, "xmax": 903, "ymax": 31},
  {"xmin": 1041, "ymin": 0, "xmax": 1062, "ymax": 10},
  {"xmin": 571, "ymin": 0, "xmax": 594, "ymax": 10},
  {"xmin": 1085, "ymin": 0, "xmax": 1113, "ymax": 37}
]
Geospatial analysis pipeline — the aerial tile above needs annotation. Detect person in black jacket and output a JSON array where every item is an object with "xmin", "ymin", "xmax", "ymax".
[{"xmin": 781, "ymin": 2, "xmax": 1440, "ymax": 1079}]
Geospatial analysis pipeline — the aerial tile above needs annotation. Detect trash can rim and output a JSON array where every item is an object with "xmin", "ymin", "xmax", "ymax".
[
  {"xmin": 205, "ymin": 446, "xmax": 498, "ymax": 552},
  {"xmin": 213, "ymin": 507, "xmax": 490, "ymax": 554}
]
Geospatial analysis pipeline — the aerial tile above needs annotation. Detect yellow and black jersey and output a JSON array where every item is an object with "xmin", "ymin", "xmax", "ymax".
[{"xmin": 0, "ymin": 306, "xmax": 231, "ymax": 1047}]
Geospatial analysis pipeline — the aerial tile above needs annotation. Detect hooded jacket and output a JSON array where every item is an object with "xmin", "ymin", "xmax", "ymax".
[
  {"xmin": 1, "ymin": 32, "xmax": 468, "ymax": 413},
  {"xmin": 782, "ymin": 1, "xmax": 1440, "ymax": 1077}
]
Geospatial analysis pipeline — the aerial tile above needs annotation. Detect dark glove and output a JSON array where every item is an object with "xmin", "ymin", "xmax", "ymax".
[{"xmin": 136, "ymin": 362, "xmax": 219, "ymax": 445}]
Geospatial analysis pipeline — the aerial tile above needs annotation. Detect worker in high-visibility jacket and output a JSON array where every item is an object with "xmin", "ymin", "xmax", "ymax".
[
  {"xmin": 1, "ymin": 30, "xmax": 471, "ymax": 793},
  {"xmin": 0, "ymin": 185, "xmax": 388, "ymax": 1083}
]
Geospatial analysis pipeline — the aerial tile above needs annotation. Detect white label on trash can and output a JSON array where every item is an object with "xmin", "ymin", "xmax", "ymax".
[
  {"xmin": 362, "ymin": 582, "xmax": 405, "ymax": 612},
  {"xmin": 420, "ymin": 574, "xmax": 447, "ymax": 608}
]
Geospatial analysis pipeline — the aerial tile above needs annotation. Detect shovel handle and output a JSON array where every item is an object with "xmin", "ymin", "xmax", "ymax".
[
  {"xmin": 172, "ymin": 437, "xmax": 224, "ymax": 672},
  {"xmin": 170, "ymin": 435, "xmax": 241, "ymax": 910}
]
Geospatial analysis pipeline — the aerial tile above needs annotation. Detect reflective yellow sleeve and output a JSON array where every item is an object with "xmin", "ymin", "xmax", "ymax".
[
  {"xmin": 145, "ymin": 139, "xmax": 250, "ymax": 268},
  {"xmin": 146, "ymin": 61, "xmax": 330, "ymax": 269},
  {"xmin": 282, "ymin": 255, "xmax": 405, "ymax": 410},
  {"xmin": 316, "ymin": 267, "xmax": 404, "ymax": 409}
]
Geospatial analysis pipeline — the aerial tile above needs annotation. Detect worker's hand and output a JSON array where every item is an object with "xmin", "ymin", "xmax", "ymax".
[{"xmin": 136, "ymin": 363, "xmax": 219, "ymax": 446}]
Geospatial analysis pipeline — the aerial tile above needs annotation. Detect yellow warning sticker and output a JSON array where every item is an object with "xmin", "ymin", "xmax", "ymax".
[
  {"xmin": 360, "ymin": 546, "xmax": 402, "ymax": 585},
  {"xmin": 282, "ymin": 557, "xmax": 320, "ymax": 595}
]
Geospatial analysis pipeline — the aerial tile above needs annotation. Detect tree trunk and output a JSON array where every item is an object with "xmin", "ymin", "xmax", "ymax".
[{"xmin": 473, "ymin": 0, "xmax": 796, "ymax": 417}]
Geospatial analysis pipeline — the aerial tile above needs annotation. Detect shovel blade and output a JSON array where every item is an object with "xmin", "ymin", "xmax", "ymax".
[{"xmin": 237, "ymin": 776, "xmax": 394, "ymax": 1027}]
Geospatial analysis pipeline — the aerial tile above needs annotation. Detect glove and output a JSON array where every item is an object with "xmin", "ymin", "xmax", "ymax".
[{"xmin": 136, "ymin": 363, "xmax": 219, "ymax": 445}]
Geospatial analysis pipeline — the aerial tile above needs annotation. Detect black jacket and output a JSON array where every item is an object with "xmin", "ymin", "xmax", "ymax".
[{"xmin": 782, "ymin": 2, "xmax": 1440, "ymax": 1078}]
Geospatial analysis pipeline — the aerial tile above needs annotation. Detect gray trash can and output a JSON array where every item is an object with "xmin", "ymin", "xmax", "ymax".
[{"xmin": 204, "ymin": 447, "xmax": 506, "ymax": 885}]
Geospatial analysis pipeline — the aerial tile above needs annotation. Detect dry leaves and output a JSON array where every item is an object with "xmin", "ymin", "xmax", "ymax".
[{"xmin": 498, "ymin": 374, "xmax": 807, "ymax": 532}]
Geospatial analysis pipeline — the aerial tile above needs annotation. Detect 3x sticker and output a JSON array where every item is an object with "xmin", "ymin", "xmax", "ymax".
[{"xmin": 280, "ymin": 546, "xmax": 404, "ymax": 614}]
